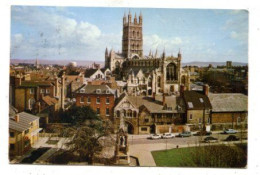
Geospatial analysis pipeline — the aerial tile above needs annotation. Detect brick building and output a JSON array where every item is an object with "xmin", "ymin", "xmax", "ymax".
[{"xmin": 74, "ymin": 84, "xmax": 116, "ymax": 120}]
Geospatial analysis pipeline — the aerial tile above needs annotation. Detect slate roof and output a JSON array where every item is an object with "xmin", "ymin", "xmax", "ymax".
[
  {"xmin": 183, "ymin": 91, "xmax": 212, "ymax": 110},
  {"xmin": 208, "ymin": 93, "xmax": 248, "ymax": 112},
  {"xmin": 85, "ymin": 69, "xmax": 98, "ymax": 77},
  {"xmin": 116, "ymin": 94, "xmax": 185, "ymax": 113},
  {"xmin": 75, "ymin": 84, "xmax": 114, "ymax": 95},
  {"xmin": 9, "ymin": 112, "xmax": 39, "ymax": 132}
]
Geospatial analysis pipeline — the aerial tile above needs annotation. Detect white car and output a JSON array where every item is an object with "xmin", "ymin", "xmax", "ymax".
[
  {"xmin": 162, "ymin": 133, "xmax": 175, "ymax": 139},
  {"xmin": 148, "ymin": 134, "xmax": 162, "ymax": 140},
  {"xmin": 223, "ymin": 129, "xmax": 238, "ymax": 134}
]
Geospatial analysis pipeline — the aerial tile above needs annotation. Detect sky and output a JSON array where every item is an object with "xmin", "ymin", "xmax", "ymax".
[{"xmin": 11, "ymin": 6, "xmax": 248, "ymax": 63}]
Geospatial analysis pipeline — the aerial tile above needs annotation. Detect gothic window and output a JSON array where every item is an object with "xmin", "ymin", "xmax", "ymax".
[
  {"xmin": 117, "ymin": 110, "xmax": 120, "ymax": 118},
  {"xmin": 137, "ymin": 44, "xmax": 139, "ymax": 50},
  {"xmin": 137, "ymin": 78, "xmax": 140, "ymax": 84},
  {"xmin": 181, "ymin": 76, "xmax": 186, "ymax": 84},
  {"xmin": 137, "ymin": 31, "xmax": 139, "ymax": 37},
  {"xmin": 133, "ymin": 31, "xmax": 135, "ymax": 37},
  {"xmin": 166, "ymin": 63, "xmax": 177, "ymax": 81},
  {"xmin": 127, "ymin": 109, "xmax": 132, "ymax": 117},
  {"xmin": 148, "ymin": 77, "xmax": 152, "ymax": 87},
  {"xmin": 115, "ymin": 61, "xmax": 120, "ymax": 69},
  {"xmin": 143, "ymin": 77, "xmax": 145, "ymax": 84},
  {"xmin": 157, "ymin": 76, "xmax": 161, "ymax": 87}
]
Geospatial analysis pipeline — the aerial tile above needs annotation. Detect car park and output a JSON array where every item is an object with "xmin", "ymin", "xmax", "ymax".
[
  {"xmin": 148, "ymin": 134, "xmax": 162, "ymax": 140},
  {"xmin": 223, "ymin": 129, "xmax": 238, "ymax": 134},
  {"xmin": 224, "ymin": 135, "xmax": 240, "ymax": 141},
  {"xmin": 178, "ymin": 131, "xmax": 192, "ymax": 137},
  {"xmin": 162, "ymin": 133, "xmax": 175, "ymax": 139},
  {"xmin": 204, "ymin": 136, "xmax": 218, "ymax": 143}
]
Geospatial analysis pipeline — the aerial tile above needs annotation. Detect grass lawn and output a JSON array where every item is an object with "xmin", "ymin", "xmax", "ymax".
[
  {"xmin": 152, "ymin": 147, "xmax": 196, "ymax": 167},
  {"xmin": 152, "ymin": 144, "xmax": 247, "ymax": 167}
]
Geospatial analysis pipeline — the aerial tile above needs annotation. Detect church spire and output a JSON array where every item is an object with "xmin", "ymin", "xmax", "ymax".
[{"xmin": 134, "ymin": 12, "xmax": 137, "ymax": 24}]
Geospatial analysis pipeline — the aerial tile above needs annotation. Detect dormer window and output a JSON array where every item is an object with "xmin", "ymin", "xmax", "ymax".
[
  {"xmin": 106, "ymin": 89, "xmax": 110, "ymax": 94},
  {"xmin": 96, "ymin": 89, "xmax": 101, "ymax": 94},
  {"xmin": 199, "ymin": 98, "xmax": 204, "ymax": 103},
  {"xmin": 80, "ymin": 89, "xmax": 85, "ymax": 93}
]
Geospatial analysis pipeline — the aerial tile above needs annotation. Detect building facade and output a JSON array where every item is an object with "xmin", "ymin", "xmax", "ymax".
[{"xmin": 74, "ymin": 84, "xmax": 116, "ymax": 120}]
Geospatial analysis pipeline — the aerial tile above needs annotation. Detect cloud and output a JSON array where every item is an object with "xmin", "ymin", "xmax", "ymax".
[
  {"xmin": 11, "ymin": 6, "xmax": 120, "ymax": 61},
  {"xmin": 143, "ymin": 34, "xmax": 183, "ymax": 55}
]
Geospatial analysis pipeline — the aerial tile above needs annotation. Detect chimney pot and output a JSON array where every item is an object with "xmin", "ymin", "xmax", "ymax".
[
  {"xmin": 14, "ymin": 114, "xmax": 19, "ymax": 122},
  {"xmin": 203, "ymin": 84, "xmax": 209, "ymax": 96}
]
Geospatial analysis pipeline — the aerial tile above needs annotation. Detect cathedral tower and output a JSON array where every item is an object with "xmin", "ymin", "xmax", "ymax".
[{"xmin": 122, "ymin": 11, "xmax": 143, "ymax": 58}]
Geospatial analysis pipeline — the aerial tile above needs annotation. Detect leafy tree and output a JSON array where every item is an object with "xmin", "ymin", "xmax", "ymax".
[
  {"xmin": 51, "ymin": 105, "xmax": 114, "ymax": 165},
  {"xmin": 58, "ymin": 105, "xmax": 99, "ymax": 125}
]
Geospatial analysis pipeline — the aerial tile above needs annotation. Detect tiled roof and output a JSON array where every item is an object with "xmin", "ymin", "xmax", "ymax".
[
  {"xmin": 183, "ymin": 91, "xmax": 212, "ymax": 110},
  {"xmin": 20, "ymin": 81, "xmax": 53, "ymax": 87},
  {"xmin": 9, "ymin": 112, "xmax": 39, "ymax": 132},
  {"xmin": 42, "ymin": 96, "xmax": 58, "ymax": 106},
  {"xmin": 208, "ymin": 93, "xmax": 248, "ymax": 112}
]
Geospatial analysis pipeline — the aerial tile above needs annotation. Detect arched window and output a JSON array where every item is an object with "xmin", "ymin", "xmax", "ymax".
[
  {"xmin": 133, "ymin": 31, "xmax": 135, "ymax": 37},
  {"xmin": 143, "ymin": 77, "xmax": 145, "ymax": 84},
  {"xmin": 181, "ymin": 76, "xmax": 186, "ymax": 84},
  {"xmin": 28, "ymin": 98, "xmax": 35, "ymax": 110},
  {"xmin": 137, "ymin": 78, "xmax": 140, "ymax": 84},
  {"xmin": 133, "ymin": 111, "xmax": 137, "ymax": 118},
  {"xmin": 117, "ymin": 110, "xmax": 120, "ymax": 118},
  {"xmin": 137, "ymin": 31, "xmax": 139, "ymax": 37},
  {"xmin": 115, "ymin": 61, "xmax": 120, "ymax": 69},
  {"xmin": 166, "ymin": 63, "xmax": 177, "ymax": 81},
  {"xmin": 148, "ymin": 77, "xmax": 152, "ymax": 87},
  {"xmin": 157, "ymin": 76, "xmax": 161, "ymax": 87},
  {"xmin": 127, "ymin": 109, "xmax": 132, "ymax": 117}
]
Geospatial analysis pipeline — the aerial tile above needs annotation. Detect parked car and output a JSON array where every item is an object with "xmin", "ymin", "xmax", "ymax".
[
  {"xmin": 194, "ymin": 131, "xmax": 212, "ymax": 136},
  {"xmin": 162, "ymin": 133, "xmax": 175, "ymax": 139},
  {"xmin": 224, "ymin": 135, "xmax": 240, "ymax": 141},
  {"xmin": 148, "ymin": 134, "xmax": 162, "ymax": 140},
  {"xmin": 204, "ymin": 136, "xmax": 218, "ymax": 143},
  {"xmin": 178, "ymin": 131, "xmax": 192, "ymax": 137},
  {"xmin": 223, "ymin": 129, "xmax": 238, "ymax": 134}
]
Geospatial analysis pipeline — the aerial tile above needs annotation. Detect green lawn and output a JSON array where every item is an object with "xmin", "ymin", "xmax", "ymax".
[
  {"xmin": 152, "ymin": 144, "xmax": 247, "ymax": 167},
  {"xmin": 152, "ymin": 147, "xmax": 196, "ymax": 167}
]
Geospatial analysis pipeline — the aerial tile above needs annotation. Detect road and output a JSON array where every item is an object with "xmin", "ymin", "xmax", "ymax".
[{"xmin": 129, "ymin": 132, "xmax": 247, "ymax": 146}]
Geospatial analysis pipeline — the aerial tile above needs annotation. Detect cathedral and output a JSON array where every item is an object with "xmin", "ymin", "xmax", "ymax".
[{"xmin": 105, "ymin": 11, "xmax": 190, "ymax": 96}]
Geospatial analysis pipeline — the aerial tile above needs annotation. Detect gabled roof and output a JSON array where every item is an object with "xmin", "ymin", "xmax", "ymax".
[
  {"xmin": 85, "ymin": 69, "xmax": 99, "ymax": 77},
  {"xmin": 9, "ymin": 112, "xmax": 39, "ymax": 132},
  {"xmin": 183, "ymin": 91, "xmax": 212, "ymax": 110},
  {"xmin": 115, "ymin": 94, "xmax": 186, "ymax": 114},
  {"xmin": 208, "ymin": 93, "xmax": 248, "ymax": 112},
  {"xmin": 75, "ymin": 84, "xmax": 114, "ymax": 95}
]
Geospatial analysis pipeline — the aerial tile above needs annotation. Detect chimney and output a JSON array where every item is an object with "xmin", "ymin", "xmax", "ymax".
[
  {"xmin": 203, "ymin": 84, "xmax": 209, "ymax": 96},
  {"xmin": 15, "ymin": 76, "xmax": 22, "ymax": 87},
  {"xmin": 14, "ymin": 114, "xmax": 19, "ymax": 122},
  {"xmin": 61, "ymin": 72, "xmax": 65, "ymax": 110},
  {"xmin": 163, "ymin": 93, "xmax": 166, "ymax": 106}
]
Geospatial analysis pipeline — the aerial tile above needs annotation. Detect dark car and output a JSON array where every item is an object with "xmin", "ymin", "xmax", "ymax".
[
  {"xmin": 194, "ymin": 131, "xmax": 212, "ymax": 136},
  {"xmin": 178, "ymin": 131, "xmax": 192, "ymax": 137},
  {"xmin": 225, "ymin": 135, "xmax": 240, "ymax": 141},
  {"xmin": 204, "ymin": 136, "xmax": 218, "ymax": 143}
]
